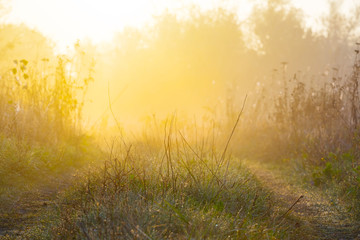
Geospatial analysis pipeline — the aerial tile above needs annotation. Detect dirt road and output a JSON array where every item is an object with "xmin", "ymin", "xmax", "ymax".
[{"xmin": 245, "ymin": 159, "xmax": 360, "ymax": 240}]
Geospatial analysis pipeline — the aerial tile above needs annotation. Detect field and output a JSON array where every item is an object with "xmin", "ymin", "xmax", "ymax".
[{"xmin": 0, "ymin": 0, "xmax": 360, "ymax": 239}]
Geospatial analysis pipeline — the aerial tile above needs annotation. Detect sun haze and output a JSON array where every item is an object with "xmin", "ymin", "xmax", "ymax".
[
  {"xmin": 1, "ymin": 0, "xmax": 360, "ymax": 238},
  {"xmin": 2, "ymin": 0, "xmax": 355, "ymax": 129},
  {"xmin": 5, "ymin": 0, "xmax": 331, "ymax": 52}
]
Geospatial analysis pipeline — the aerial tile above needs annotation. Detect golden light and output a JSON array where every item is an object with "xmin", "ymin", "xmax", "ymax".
[
  {"xmin": 2, "ymin": 0, "xmax": 344, "ymax": 130},
  {"xmin": 5, "ymin": 0, "xmax": 334, "ymax": 53},
  {"xmin": 6, "ymin": 0, "xmax": 263, "ymax": 52}
]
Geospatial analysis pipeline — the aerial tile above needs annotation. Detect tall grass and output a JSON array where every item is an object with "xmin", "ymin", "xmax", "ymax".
[
  {"xmin": 22, "ymin": 115, "xmax": 306, "ymax": 239},
  {"xmin": 0, "ymin": 49, "xmax": 99, "ymax": 217},
  {"xmin": 232, "ymin": 44, "xmax": 360, "ymax": 217},
  {"xmin": 0, "ymin": 52, "xmax": 93, "ymax": 144}
]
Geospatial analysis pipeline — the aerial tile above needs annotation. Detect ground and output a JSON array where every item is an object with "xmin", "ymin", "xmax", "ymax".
[
  {"xmin": 244, "ymin": 159, "xmax": 360, "ymax": 240},
  {"xmin": 0, "ymin": 173, "xmax": 75, "ymax": 238},
  {"xmin": 0, "ymin": 160, "xmax": 359, "ymax": 239}
]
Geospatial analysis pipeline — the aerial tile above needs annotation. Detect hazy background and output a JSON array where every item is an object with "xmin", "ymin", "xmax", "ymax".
[{"xmin": 0, "ymin": 0, "xmax": 359, "ymax": 130}]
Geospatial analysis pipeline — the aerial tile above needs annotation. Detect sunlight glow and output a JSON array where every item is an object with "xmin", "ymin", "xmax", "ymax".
[
  {"xmin": 4, "ymin": 0, "xmax": 336, "ymax": 52},
  {"xmin": 7, "ymin": 0, "xmax": 249, "ymax": 51},
  {"xmin": 2, "ymin": 0, "xmax": 354, "ymax": 128},
  {"xmin": 7, "ymin": 0, "xmax": 162, "ymax": 51}
]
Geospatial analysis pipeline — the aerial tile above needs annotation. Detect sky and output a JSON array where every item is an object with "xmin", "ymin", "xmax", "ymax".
[{"xmin": 1, "ymin": 0, "xmax": 347, "ymax": 52}]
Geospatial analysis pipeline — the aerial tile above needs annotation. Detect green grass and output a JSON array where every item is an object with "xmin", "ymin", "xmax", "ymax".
[
  {"xmin": 283, "ymin": 153, "xmax": 360, "ymax": 219},
  {"xmin": 15, "ymin": 131, "xmax": 307, "ymax": 240},
  {"xmin": 0, "ymin": 134, "xmax": 98, "ymax": 189},
  {"xmin": 0, "ymin": 134, "xmax": 101, "ymax": 232}
]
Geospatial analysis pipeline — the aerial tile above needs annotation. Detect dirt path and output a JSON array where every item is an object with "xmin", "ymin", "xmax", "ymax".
[
  {"xmin": 0, "ymin": 173, "xmax": 76, "ymax": 238},
  {"xmin": 0, "ymin": 188, "xmax": 56, "ymax": 237},
  {"xmin": 244, "ymin": 160, "xmax": 360, "ymax": 240},
  {"xmin": 1, "ymin": 161, "xmax": 359, "ymax": 239}
]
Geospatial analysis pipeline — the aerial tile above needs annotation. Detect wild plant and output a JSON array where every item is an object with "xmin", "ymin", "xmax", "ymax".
[
  {"xmin": 30, "ymin": 113, "xmax": 305, "ymax": 240},
  {"xmin": 0, "ymin": 44, "xmax": 94, "ymax": 143}
]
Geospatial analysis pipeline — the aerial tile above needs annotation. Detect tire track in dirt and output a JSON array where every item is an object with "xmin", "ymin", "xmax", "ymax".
[
  {"xmin": 0, "ymin": 189, "xmax": 55, "ymax": 237},
  {"xmin": 244, "ymin": 160, "xmax": 360, "ymax": 240},
  {"xmin": 0, "ymin": 173, "xmax": 77, "ymax": 238}
]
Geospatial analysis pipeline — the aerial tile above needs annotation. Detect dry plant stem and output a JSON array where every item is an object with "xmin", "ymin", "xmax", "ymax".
[
  {"xmin": 163, "ymin": 115, "xmax": 177, "ymax": 191},
  {"xmin": 136, "ymin": 225, "xmax": 153, "ymax": 240},
  {"xmin": 216, "ymin": 94, "xmax": 247, "ymax": 178},
  {"xmin": 91, "ymin": 84, "xmax": 128, "ymax": 130},
  {"xmin": 108, "ymin": 80, "xmax": 128, "ymax": 148},
  {"xmin": 178, "ymin": 130, "xmax": 223, "ymax": 185},
  {"xmin": 177, "ymin": 148, "xmax": 201, "ymax": 187},
  {"xmin": 279, "ymin": 195, "xmax": 304, "ymax": 220}
]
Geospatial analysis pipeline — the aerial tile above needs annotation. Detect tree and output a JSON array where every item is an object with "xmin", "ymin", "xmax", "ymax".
[
  {"xmin": 93, "ymin": 7, "xmax": 250, "ymax": 119},
  {"xmin": 248, "ymin": 0, "xmax": 326, "ymax": 75},
  {"xmin": 248, "ymin": 0, "xmax": 360, "ymax": 76}
]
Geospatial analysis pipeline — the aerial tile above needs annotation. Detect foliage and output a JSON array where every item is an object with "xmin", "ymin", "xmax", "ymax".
[
  {"xmin": 22, "ymin": 118, "xmax": 305, "ymax": 239},
  {"xmin": 1, "ymin": 1, "xmax": 360, "ymax": 238},
  {"xmin": 232, "ymin": 43, "xmax": 360, "ymax": 219},
  {"xmin": 0, "ymin": 47, "xmax": 94, "ymax": 143},
  {"xmin": 0, "ymin": 25, "xmax": 98, "ymax": 237}
]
